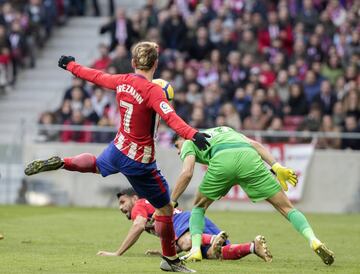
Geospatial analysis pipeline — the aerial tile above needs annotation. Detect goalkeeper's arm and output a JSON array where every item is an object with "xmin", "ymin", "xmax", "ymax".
[
  {"xmin": 171, "ymin": 155, "xmax": 196, "ymax": 204},
  {"xmin": 245, "ymin": 137, "xmax": 276, "ymax": 166},
  {"xmin": 245, "ymin": 137, "xmax": 298, "ymax": 191}
]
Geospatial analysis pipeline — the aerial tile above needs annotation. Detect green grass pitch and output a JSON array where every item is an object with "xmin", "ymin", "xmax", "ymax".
[{"xmin": 0, "ymin": 206, "xmax": 359, "ymax": 274}]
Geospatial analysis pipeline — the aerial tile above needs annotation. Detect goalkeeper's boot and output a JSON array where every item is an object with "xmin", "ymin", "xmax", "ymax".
[
  {"xmin": 160, "ymin": 256, "xmax": 196, "ymax": 272},
  {"xmin": 311, "ymin": 239, "xmax": 335, "ymax": 265},
  {"xmin": 24, "ymin": 156, "xmax": 64, "ymax": 176},
  {"xmin": 207, "ymin": 231, "xmax": 228, "ymax": 259},
  {"xmin": 180, "ymin": 248, "xmax": 202, "ymax": 262},
  {"xmin": 254, "ymin": 235, "xmax": 273, "ymax": 262}
]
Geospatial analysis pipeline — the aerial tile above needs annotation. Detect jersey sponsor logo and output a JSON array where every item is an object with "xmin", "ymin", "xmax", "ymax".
[
  {"xmin": 160, "ymin": 101, "xmax": 173, "ymax": 114},
  {"xmin": 117, "ymin": 84, "xmax": 144, "ymax": 104}
]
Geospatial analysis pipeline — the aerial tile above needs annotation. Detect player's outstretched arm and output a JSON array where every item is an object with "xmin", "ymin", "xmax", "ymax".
[
  {"xmin": 58, "ymin": 55, "xmax": 120, "ymax": 90},
  {"xmin": 245, "ymin": 137, "xmax": 276, "ymax": 166},
  {"xmin": 171, "ymin": 155, "xmax": 196, "ymax": 203},
  {"xmin": 97, "ymin": 215, "xmax": 147, "ymax": 256},
  {"xmin": 246, "ymin": 137, "xmax": 298, "ymax": 191}
]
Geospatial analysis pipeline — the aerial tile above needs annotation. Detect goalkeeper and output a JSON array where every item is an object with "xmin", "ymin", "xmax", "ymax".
[{"xmin": 171, "ymin": 126, "xmax": 334, "ymax": 265}]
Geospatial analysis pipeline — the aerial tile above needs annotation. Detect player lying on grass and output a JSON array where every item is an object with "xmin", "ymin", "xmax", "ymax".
[
  {"xmin": 171, "ymin": 126, "xmax": 335, "ymax": 265},
  {"xmin": 24, "ymin": 41, "xmax": 211, "ymax": 273},
  {"xmin": 96, "ymin": 188, "xmax": 272, "ymax": 262}
]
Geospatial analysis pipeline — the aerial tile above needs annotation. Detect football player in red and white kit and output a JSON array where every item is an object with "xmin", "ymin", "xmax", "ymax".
[
  {"xmin": 96, "ymin": 188, "xmax": 272, "ymax": 263},
  {"xmin": 24, "ymin": 41, "xmax": 210, "ymax": 273}
]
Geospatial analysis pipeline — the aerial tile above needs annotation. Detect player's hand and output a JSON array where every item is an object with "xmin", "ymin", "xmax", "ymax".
[
  {"xmin": 192, "ymin": 132, "xmax": 210, "ymax": 151},
  {"xmin": 58, "ymin": 55, "xmax": 75, "ymax": 70},
  {"xmin": 271, "ymin": 162, "xmax": 298, "ymax": 191},
  {"xmin": 145, "ymin": 249, "xmax": 162, "ymax": 256},
  {"xmin": 96, "ymin": 250, "xmax": 118, "ymax": 256},
  {"xmin": 171, "ymin": 200, "xmax": 178, "ymax": 208}
]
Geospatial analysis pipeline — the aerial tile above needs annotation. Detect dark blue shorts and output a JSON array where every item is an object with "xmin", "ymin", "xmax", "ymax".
[
  {"xmin": 173, "ymin": 212, "xmax": 230, "ymax": 257},
  {"xmin": 96, "ymin": 142, "xmax": 170, "ymax": 208}
]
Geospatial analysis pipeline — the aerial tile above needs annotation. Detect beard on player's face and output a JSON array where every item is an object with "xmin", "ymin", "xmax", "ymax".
[{"xmin": 119, "ymin": 196, "xmax": 133, "ymax": 220}]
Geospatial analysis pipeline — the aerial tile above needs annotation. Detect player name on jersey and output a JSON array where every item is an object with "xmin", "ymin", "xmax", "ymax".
[{"xmin": 117, "ymin": 84, "xmax": 144, "ymax": 104}]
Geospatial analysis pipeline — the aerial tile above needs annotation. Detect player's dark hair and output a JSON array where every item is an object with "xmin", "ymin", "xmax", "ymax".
[
  {"xmin": 172, "ymin": 133, "xmax": 180, "ymax": 144},
  {"xmin": 116, "ymin": 188, "xmax": 137, "ymax": 199}
]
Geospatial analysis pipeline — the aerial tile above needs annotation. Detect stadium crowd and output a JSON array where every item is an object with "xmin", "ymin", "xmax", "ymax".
[
  {"xmin": 37, "ymin": 0, "xmax": 360, "ymax": 150},
  {"xmin": 0, "ymin": 0, "xmax": 105, "ymax": 93}
]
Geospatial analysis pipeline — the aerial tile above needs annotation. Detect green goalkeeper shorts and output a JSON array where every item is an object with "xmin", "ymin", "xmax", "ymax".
[{"xmin": 199, "ymin": 146, "xmax": 281, "ymax": 202}]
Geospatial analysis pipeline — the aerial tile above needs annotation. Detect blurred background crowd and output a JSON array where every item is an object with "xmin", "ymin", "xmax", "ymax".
[
  {"xmin": 16, "ymin": 0, "xmax": 360, "ymax": 149},
  {"xmin": 0, "ymin": 0, "xmax": 114, "ymax": 91}
]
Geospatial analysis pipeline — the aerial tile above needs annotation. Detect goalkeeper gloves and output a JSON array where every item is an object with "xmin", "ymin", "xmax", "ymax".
[
  {"xmin": 271, "ymin": 162, "xmax": 298, "ymax": 191},
  {"xmin": 171, "ymin": 200, "xmax": 178, "ymax": 208},
  {"xmin": 58, "ymin": 55, "xmax": 75, "ymax": 70},
  {"xmin": 192, "ymin": 132, "xmax": 211, "ymax": 151}
]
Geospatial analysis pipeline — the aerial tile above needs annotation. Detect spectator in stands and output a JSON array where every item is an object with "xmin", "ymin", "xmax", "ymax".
[
  {"xmin": 233, "ymin": 87, "xmax": 251, "ymax": 118},
  {"xmin": 109, "ymin": 45, "xmax": 132, "ymax": 74},
  {"xmin": 38, "ymin": 0, "xmax": 359, "ymax": 150},
  {"xmin": 0, "ymin": 46, "xmax": 11, "ymax": 92},
  {"xmin": 173, "ymin": 90, "xmax": 192, "ymax": 123},
  {"xmin": 303, "ymin": 70, "xmax": 322, "ymax": 103},
  {"xmin": 91, "ymin": 43, "xmax": 111, "ymax": 71},
  {"xmin": 90, "ymin": 86, "xmax": 109, "ymax": 115},
  {"xmin": 275, "ymin": 70, "xmax": 290, "ymax": 103},
  {"xmin": 317, "ymin": 115, "xmax": 341, "ymax": 149},
  {"xmin": 160, "ymin": 4, "xmax": 187, "ymax": 51},
  {"xmin": 54, "ymin": 100, "xmax": 72, "ymax": 124},
  {"xmin": 265, "ymin": 116, "xmax": 288, "ymax": 143},
  {"xmin": 312, "ymin": 80, "xmax": 337, "ymax": 115},
  {"xmin": 63, "ymin": 77, "xmax": 89, "ymax": 101},
  {"xmin": 196, "ymin": 59, "xmax": 218, "ymax": 87},
  {"xmin": 219, "ymin": 102, "xmax": 241, "ymax": 131},
  {"xmin": 238, "ymin": 29, "xmax": 258, "ymax": 57},
  {"xmin": 8, "ymin": 20, "xmax": 28, "ymax": 83},
  {"xmin": 332, "ymin": 101, "xmax": 345, "ymax": 127},
  {"xmin": 189, "ymin": 106, "xmax": 208, "ymax": 129},
  {"xmin": 216, "ymin": 27, "xmax": 236, "ymax": 61},
  {"xmin": 341, "ymin": 115, "xmax": 360, "ymax": 150},
  {"xmin": 298, "ymin": 104, "xmax": 322, "ymax": 133},
  {"xmin": 100, "ymin": 7, "xmax": 138, "ymax": 51},
  {"xmin": 297, "ymin": 0, "xmax": 318, "ymax": 34},
  {"xmin": 25, "ymin": 0, "xmax": 46, "ymax": 49},
  {"xmin": 342, "ymin": 89, "xmax": 360, "ymax": 119},
  {"xmin": 37, "ymin": 111, "xmax": 58, "ymax": 142},
  {"xmin": 188, "ymin": 26, "xmax": 214, "ymax": 61},
  {"xmin": 321, "ymin": 55, "xmax": 343, "ymax": 86},
  {"xmin": 61, "ymin": 109, "xmax": 92, "ymax": 143},
  {"xmin": 243, "ymin": 103, "xmax": 271, "ymax": 131},
  {"xmin": 285, "ymin": 82, "xmax": 308, "ymax": 116}
]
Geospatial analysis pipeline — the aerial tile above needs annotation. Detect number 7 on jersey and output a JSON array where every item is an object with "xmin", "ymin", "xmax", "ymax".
[{"xmin": 120, "ymin": 100, "xmax": 133, "ymax": 133}]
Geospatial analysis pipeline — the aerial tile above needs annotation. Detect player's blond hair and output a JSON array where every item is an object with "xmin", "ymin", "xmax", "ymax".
[{"xmin": 131, "ymin": 41, "xmax": 159, "ymax": 71}]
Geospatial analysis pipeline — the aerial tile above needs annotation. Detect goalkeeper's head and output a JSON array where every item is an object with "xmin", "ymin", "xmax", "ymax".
[
  {"xmin": 172, "ymin": 134, "xmax": 186, "ymax": 155},
  {"xmin": 131, "ymin": 41, "xmax": 159, "ymax": 73}
]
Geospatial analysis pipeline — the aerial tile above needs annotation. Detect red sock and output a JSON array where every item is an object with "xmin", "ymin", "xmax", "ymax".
[
  {"xmin": 221, "ymin": 243, "xmax": 252, "ymax": 260},
  {"xmin": 63, "ymin": 153, "xmax": 97, "ymax": 173},
  {"xmin": 154, "ymin": 215, "xmax": 177, "ymax": 257},
  {"xmin": 202, "ymin": 234, "xmax": 213, "ymax": 245}
]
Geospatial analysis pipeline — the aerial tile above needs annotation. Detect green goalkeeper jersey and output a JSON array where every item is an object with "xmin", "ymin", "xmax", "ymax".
[{"xmin": 180, "ymin": 126, "xmax": 251, "ymax": 164}]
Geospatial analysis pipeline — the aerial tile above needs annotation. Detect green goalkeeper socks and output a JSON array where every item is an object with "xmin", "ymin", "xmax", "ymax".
[
  {"xmin": 190, "ymin": 207, "xmax": 205, "ymax": 249},
  {"xmin": 287, "ymin": 208, "xmax": 317, "ymax": 245}
]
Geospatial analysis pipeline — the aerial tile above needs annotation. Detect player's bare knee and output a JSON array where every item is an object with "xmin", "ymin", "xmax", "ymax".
[{"xmin": 193, "ymin": 193, "xmax": 213, "ymax": 209}]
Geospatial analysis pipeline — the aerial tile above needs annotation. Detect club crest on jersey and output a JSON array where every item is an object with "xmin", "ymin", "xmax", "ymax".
[{"xmin": 160, "ymin": 101, "xmax": 173, "ymax": 114}]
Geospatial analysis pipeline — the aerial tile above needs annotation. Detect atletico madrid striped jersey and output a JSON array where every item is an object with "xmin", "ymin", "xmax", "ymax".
[{"xmin": 67, "ymin": 62, "xmax": 197, "ymax": 163}]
